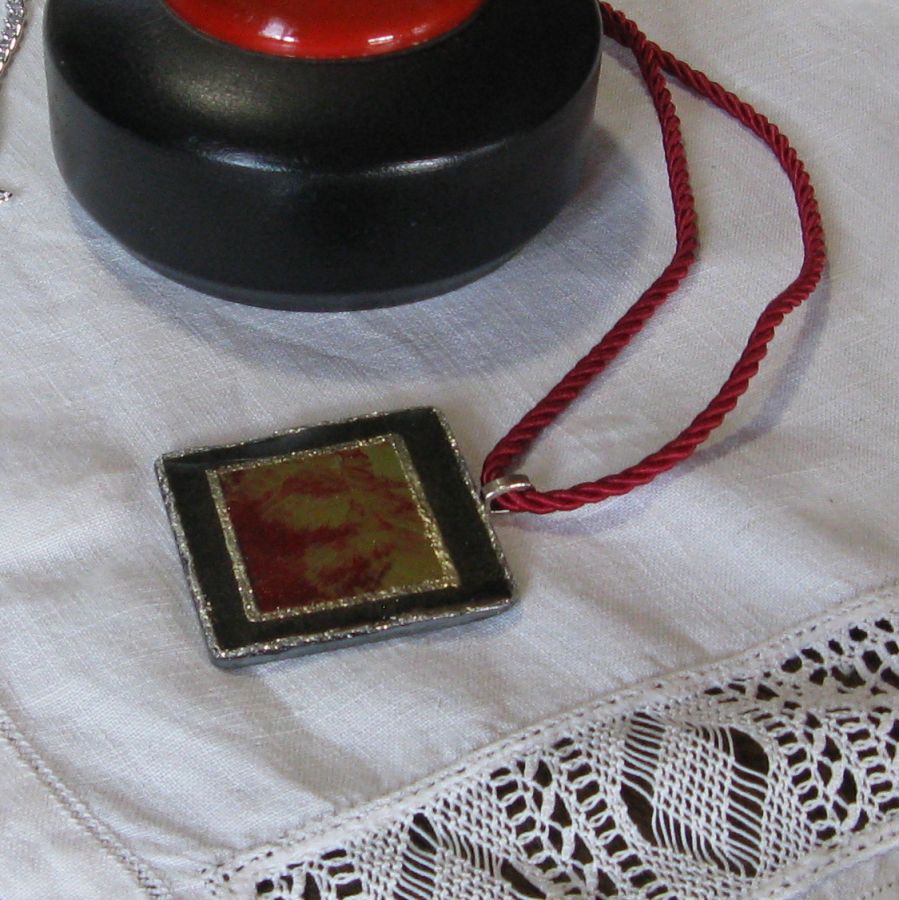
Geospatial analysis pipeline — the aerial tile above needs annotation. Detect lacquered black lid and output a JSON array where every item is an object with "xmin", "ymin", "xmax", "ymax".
[{"xmin": 45, "ymin": 0, "xmax": 602, "ymax": 310}]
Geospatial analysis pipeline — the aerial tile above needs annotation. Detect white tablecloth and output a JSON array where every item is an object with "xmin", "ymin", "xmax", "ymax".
[{"xmin": 1, "ymin": 1, "xmax": 897, "ymax": 896}]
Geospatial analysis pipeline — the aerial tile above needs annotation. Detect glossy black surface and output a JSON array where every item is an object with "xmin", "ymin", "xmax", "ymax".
[{"xmin": 45, "ymin": 0, "xmax": 602, "ymax": 310}]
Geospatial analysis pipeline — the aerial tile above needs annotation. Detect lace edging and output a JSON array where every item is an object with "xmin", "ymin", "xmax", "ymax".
[{"xmin": 204, "ymin": 581, "xmax": 899, "ymax": 899}]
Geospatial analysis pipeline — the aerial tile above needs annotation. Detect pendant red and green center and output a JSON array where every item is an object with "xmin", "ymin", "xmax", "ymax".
[{"xmin": 209, "ymin": 435, "xmax": 458, "ymax": 620}]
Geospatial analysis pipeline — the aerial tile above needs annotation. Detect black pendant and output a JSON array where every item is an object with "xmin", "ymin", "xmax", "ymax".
[
  {"xmin": 44, "ymin": 0, "xmax": 602, "ymax": 310},
  {"xmin": 157, "ymin": 409, "xmax": 515, "ymax": 667}
]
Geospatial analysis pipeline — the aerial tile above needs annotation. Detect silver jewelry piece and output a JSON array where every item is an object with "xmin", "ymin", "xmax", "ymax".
[
  {"xmin": 1, "ymin": 1, "xmax": 26, "ymax": 203},
  {"xmin": 481, "ymin": 474, "xmax": 535, "ymax": 515}
]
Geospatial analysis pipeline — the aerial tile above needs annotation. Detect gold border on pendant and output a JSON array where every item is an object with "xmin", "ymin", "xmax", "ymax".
[{"xmin": 206, "ymin": 433, "xmax": 461, "ymax": 623}]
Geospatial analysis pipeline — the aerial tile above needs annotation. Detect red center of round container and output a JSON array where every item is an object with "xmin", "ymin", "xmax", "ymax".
[{"xmin": 164, "ymin": 0, "xmax": 487, "ymax": 59}]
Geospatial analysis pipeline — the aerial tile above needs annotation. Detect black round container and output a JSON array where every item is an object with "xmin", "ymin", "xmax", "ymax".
[{"xmin": 44, "ymin": 0, "xmax": 602, "ymax": 311}]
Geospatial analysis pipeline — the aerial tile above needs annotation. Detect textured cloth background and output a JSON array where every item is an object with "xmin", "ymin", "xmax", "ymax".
[{"xmin": 0, "ymin": 1, "xmax": 897, "ymax": 896}]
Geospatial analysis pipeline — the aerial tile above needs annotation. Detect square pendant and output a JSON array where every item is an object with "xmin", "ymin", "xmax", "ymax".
[{"xmin": 157, "ymin": 408, "xmax": 515, "ymax": 667}]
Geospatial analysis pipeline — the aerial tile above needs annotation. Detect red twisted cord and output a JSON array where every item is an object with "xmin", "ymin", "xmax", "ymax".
[{"xmin": 481, "ymin": 3, "xmax": 827, "ymax": 514}]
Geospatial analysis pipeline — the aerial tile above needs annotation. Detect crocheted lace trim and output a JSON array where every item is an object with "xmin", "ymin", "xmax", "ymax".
[{"xmin": 205, "ymin": 584, "xmax": 899, "ymax": 899}]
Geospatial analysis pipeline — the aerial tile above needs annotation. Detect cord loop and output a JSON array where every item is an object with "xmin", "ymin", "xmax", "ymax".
[{"xmin": 481, "ymin": 2, "xmax": 826, "ymax": 514}]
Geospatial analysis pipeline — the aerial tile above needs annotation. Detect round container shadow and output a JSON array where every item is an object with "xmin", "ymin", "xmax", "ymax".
[{"xmin": 44, "ymin": 0, "xmax": 602, "ymax": 311}]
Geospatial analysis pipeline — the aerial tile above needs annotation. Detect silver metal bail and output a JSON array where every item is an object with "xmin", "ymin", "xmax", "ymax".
[{"xmin": 481, "ymin": 474, "xmax": 535, "ymax": 515}]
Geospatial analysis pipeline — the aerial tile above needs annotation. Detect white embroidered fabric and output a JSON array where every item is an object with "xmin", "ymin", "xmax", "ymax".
[
  {"xmin": 206, "ymin": 589, "xmax": 899, "ymax": 899},
  {"xmin": 2, "ymin": 0, "xmax": 898, "ymax": 896}
]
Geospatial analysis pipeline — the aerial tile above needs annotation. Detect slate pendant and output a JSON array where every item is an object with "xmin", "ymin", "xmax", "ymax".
[{"xmin": 157, "ymin": 409, "xmax": 515, "ymax": 667}]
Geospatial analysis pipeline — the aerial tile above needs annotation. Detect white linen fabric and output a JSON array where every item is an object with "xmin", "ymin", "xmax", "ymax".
[
  {"xmin": 205, "ymin": 587, "xmax": 899, "ymax": 900},
  {"xmin": 0, "ymin": 1, "xmax": 896, "ymax": 896}
]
